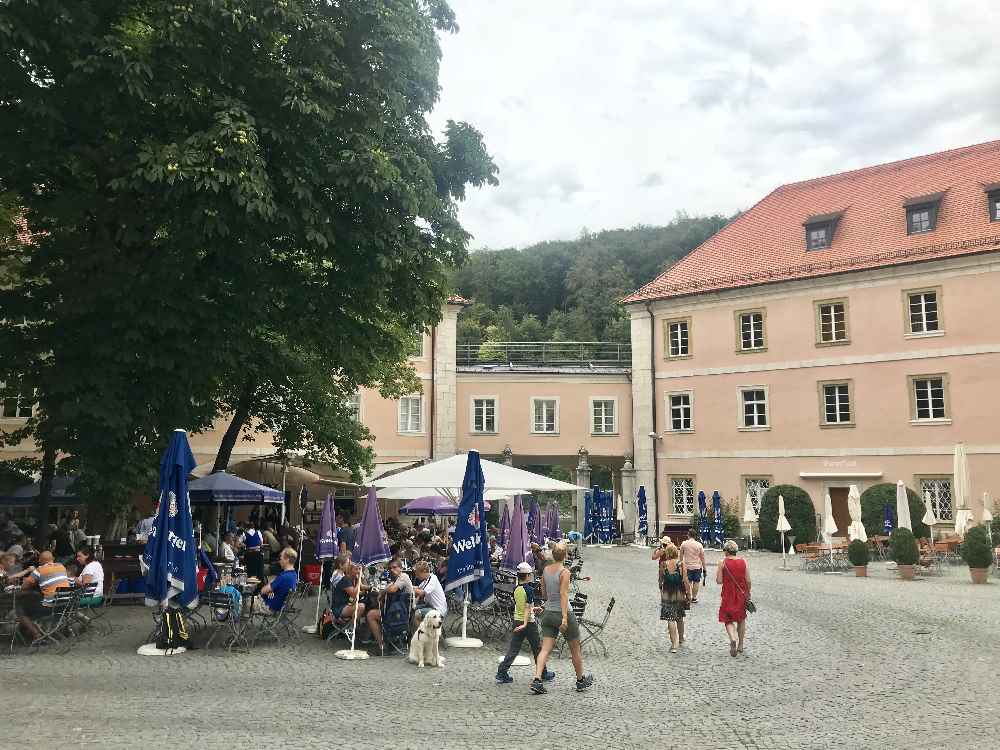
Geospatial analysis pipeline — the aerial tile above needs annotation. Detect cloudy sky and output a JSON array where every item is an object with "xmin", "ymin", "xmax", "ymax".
[{"xmin": 429, "ymin": 0, "xmax": 1000, "ymax": 249}]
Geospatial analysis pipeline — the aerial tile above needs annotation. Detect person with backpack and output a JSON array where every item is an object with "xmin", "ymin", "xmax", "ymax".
[
  {"xmin": 365, "ymin": 558, "xmax": 412, "ymax": 653},
  {"xmin": 496, "ymin": 562, "xmax": 555, "ymax": 685}
]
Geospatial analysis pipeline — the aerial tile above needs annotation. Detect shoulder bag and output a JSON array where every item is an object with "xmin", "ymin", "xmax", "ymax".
[{"xmin": 722, "ymin": 559, "xmax": 756, "ymax": 614}]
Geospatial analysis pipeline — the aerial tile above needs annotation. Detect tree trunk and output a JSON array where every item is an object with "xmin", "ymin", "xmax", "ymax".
[
  {"xmin": 212, "ymin": 384, "xmax": 257, "ymax": 473},
  {"xmin": 34, "ymin": 444, "xmax": 56, "ymax": 548}
]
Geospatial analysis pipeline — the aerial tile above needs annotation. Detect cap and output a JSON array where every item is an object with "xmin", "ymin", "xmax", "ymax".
[{"xmin": 516, "ymin": 562, "xmax": 533, "ymax": 575}]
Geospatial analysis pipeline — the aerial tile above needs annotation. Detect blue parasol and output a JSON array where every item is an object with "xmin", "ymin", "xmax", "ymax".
[
  {"xmin": 698, "ymin": 490, "xmax": 711, "ymax": 544},
  {"xmin": 501, "ymin": 497, "xmax": 531, "ymax": 572},
  {"xmin": 883, "ymin": 503, "xmax": 895, "ymax": 535},
  {"xmin": 637, "ymin": 486, "xmax": 648, "ymax": 536},
  {"xmin": 498, "ymin": 502, "xmax": 511, "ymax": 548},
  {"xmin": 712, "ymin": 490, "xmax": 725, "ymax": 546},
  {"xmin": 141, "ymin": 429, "xmax": 198, "ymax": 610}
]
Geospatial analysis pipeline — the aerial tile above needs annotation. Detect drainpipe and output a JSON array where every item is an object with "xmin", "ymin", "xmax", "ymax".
[
  {"xmin": 429, "ymin": 325, "xmax": 436, "ymax": 459},
  {"xmin": 646, "ymin": 302, "xmax": 660, "ymax": 537}
]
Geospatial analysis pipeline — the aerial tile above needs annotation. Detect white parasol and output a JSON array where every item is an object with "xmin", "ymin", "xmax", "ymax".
[
  {"xmin": 921, "ymin": 490, "xmax": 938, "ymax": 547},
  {"xmin": 742, "ymin": 492, "xmax": 758, "ymax": 549},
  {"xmin": 776, "ymin": 494, "xmax": 792, "ymax": 569},
  {"xmin": 823, "ymin": 491, "xmax": 838, "ymax": 564},
  {"xmin": 846, "ymin": 485, "xmax": 867, "ymax": 543},
  {"xmin": 895, "ymin": 480, "xmax": 912, "ymax": 531},
  {"xmin": 982, "ymin": 491, "xmax": 993, "ymax": 545},
  {"xmin": 953, "ymin": 443, "xmax": 974, "ymax": 537}
]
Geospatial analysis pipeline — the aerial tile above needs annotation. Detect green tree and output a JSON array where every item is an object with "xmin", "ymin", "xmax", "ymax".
[
  {"xmin": 758, "ymin": 485, "xmax": 817, "ymax": 551},
  {"xmin": 0, "ymin": 0, "xmax": 497, "ymax": 532},
  {"xmin": 859, "ymin": 483, "xmax": 928, "ymax": 540}
]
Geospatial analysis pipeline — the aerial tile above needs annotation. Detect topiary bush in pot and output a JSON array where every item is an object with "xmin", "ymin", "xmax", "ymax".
[
  {"xmin": 961, "ymin": 525, "xmax": 993, "ymax": 583},
  {"xmin": 848, "ymin": 539, "xmax": 870, "ymax": 567},
  {"xmin": 758, "ymin": 485, "xmax": 816, "ymax": 552},
  {"xmin": 889, "ymin": 527, "xmax": 919, "ymax": 580},
  {"xmin": 860, "ymin": 483, "xmax": 928, "ymax": 540}
]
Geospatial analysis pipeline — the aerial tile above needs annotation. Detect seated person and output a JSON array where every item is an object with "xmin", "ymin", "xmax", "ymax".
[
  {"xmin": 329, "ymin": 555, "xmax": 365, "ymax": 625},
  {"xmin": 16, "ymin": 551, "xmax": 70, "ymax": 642},
  {"xmin": 219, "ymin": 534, "xmax": 237, "ymax": 562},
  {"xmin": 365, "ymin": 559, "xmax": 413, "ymax": 651},
  {"xmin": 412, "ymin": 560, "xmax": 447, "ymax": 625},
  {"xmin": 74, "ymin": 546, "xmax": 104, "ymax": 606},
  {"xmin": 259, "ymin": 548, "xmax": 298, "ymax": 615},
  {"xmin": 0, "ymin": 551, "xmax": 29, "ymax": 582},
  {"xmin": 5, "ymin": 534, "xmax": 26, "ymax": 560}
]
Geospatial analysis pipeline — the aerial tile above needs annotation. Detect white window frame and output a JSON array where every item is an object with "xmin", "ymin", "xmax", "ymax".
[
  {"xmin": 908, "ymin": 374, "xmax": 949, "ymax": 424},
  {"xmin": 589, "ymin": 397, "xmax": 618, "ymax": 435},
  {"xmin": 530, "ymin": 397, "xmax": 560, "ymax": 435},
  {"xmin": 345, "ymin": 391, "xmax": 362, "ymax": 423},
  {"xmin": 0, "ymin": 381, "xmax": 34, "ymax": 419},
  {"xmin": 814, "ymin": 298, "xmax": 850, "ymax": 346},
  {"xmin": 397, "ymin": 394, "xmax": 424, "ymax": 434},
  {"xmin": 408, "ymin": 332, "xmax": 426, "ymax": 359},
  {"xmin": 903, "ymin": 287, "xmax": 944, "ymax": 338},
  {"xmin": 670, "ymin": 477, "xmax": 696, "ymax": 515},
  {"xmin": 743, "ymin": 476, "xmax": 772, "ymax": 514},
  {"xmin": 470, "ymin": 395, "xmax": 499, "ymax": 434},
  {"xmin": 916, "ymin": 475, "xmax": 953, "ymax": 521},
  {"xmin": 738, "ymin": 385, "xmax": 770, "ymax": 431},
  {"xmin": 664, "ymin": 317, "xmax": 692, "ymax": 359},
  {"xmin": 666, "ymin": 391, "xmax": 694, "ymax": 432},
  {"xmin": 735, "ymin": 309, "xmax": 767, "ymax": 352},
  {"xmin": 818, "ymin": 380, "xmax": 854, "ymax": 428}
]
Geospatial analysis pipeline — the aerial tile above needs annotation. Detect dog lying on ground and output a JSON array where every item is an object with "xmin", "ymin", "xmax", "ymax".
[{"xmin": 407, "ymin": 609, "xmax": 445, "ymax": 667}]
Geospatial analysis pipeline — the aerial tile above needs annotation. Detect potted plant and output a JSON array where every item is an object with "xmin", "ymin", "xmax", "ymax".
[
  {"xmin": 961, "ymin": 526, "xmax": 993, "ymax": 584},
  {"xmin": 847, "ymin": 539, "xmax": 870, "ymax": 577},
  {"xmin": 889, "ymin": 528, "xmax": 918, "ymax": 580}
]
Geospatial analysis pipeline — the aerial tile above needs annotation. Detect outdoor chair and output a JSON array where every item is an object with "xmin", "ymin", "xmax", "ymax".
[
  {"xmin": 201, "ymin": 590, "xmax": 241, "ymax": 650},
  {"xmin": 1, "ymin": 589, "xmax": 26, "ymax": 655},
  {"xmin": 380, "ymin": 590, "xmax": 412, "ymax": 656},
  {"xmin": 31, "ymin": 587, "xmax": 81, "ymax": 653},
  {"xmin": 251, "ymin": 589, "xmax": 301, "ymax": 648},
  {"xmin": 579, "ymin": 596, "xmax": 615, "ymax": 657}
]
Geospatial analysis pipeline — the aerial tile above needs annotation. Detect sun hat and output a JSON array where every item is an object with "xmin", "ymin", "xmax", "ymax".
[
  {"xmin": 660, "ymin": 536, "xmax": 672, "ymax": 547},
  {"xmin": 516, "ymin": 562, "xmax": 533, "ymax": 575}
]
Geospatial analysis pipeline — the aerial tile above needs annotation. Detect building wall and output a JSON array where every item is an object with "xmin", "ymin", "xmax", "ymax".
[
  {"xmin": 454, "ymin": 374, "xmax": 633, "ymax": 462},
  {"xmin": 635, "ymin": 253, "xmax": 1000, "ymax": 531}
]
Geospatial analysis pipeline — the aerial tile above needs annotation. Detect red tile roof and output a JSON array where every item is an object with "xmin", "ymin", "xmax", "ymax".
[{"xmin": 624, "ymin": 140, "xmax": 1000, "ymax": 303}]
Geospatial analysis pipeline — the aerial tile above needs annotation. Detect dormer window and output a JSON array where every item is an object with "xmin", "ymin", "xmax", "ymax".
[
  {"xmin": 904, "ymin": 192, "xmax": 943, "ymax": 235},
  {"xmin": 985, "ymin": 185, "xmax": 1000, "ymax": 221},
  {"xmin": 802, "ymin": 211, "xmax": 842, "ymax": 251}
]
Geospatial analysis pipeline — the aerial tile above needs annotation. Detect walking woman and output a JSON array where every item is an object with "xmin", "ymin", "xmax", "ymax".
[
  {"xmin": 530, "ymin": 542, "xmax": 594, "ymax": 695},
  {"xmin": 716, "ymin": 540, "xmax": 751, "ymax": 656},
  {"xmin": 659, "ymin": 544, "xmax": 690, "ymax": 653}
]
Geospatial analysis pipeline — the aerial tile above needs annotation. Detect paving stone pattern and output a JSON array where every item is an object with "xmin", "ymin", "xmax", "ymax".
[{"xmin": 2, "ymin": 548, "xmax": 998, "ymax": 749}]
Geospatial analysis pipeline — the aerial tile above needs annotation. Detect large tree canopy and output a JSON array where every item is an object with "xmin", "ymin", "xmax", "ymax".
[{"xmin": 0, "ymin": 0, "xmax": 497, "ymax": 529}]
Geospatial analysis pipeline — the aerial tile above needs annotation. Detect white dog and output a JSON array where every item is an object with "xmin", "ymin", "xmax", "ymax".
[{"xmin": 407, "ymin": 609, "xmax": 445, "ymax": 668}]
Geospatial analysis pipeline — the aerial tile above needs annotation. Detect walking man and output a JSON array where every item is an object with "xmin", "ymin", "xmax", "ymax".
[{"xmin": 679, "ymin": 529, "xmax": 706, "ymax": 603}]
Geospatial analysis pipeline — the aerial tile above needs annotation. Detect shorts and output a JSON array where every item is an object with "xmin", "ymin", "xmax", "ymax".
[
  {"xmin": 686, "ymin": 568, "xmax": 702, "ymax": 583},
  {"xmin": 540, "ymin": 608, "xmax": 580, "ymax": 641},
  {"xmin": 15, "ymin": 591, "xmax": 49, "ymax": 620}
]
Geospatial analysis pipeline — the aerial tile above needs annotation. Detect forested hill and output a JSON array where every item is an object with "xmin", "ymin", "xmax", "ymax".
[{"xmin": 453, "ymin": 213, "xmax": 732, "ymax": 345}]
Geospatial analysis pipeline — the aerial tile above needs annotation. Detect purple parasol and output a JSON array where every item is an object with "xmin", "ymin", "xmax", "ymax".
[
  {"xmin": 498, "ymin": 502, "xmax": 511, "ymax": 548},
  {"xmin": 527, "ymin": 499, "xmax": 542, "ymax": 546},
  {"xmin": 501, "ymin": 497, "xmax": 531, "ymax": 572},
  {"xmin": 399, "ymin": 495, "xmax": 459, "ymax": 516},
  {"xmin": 315, "ymin": 492, "xmax": 338, "ymax": 560},
  {"xmin": 352, "ymin": 487, "xmax": 391, "ymax": 567}
]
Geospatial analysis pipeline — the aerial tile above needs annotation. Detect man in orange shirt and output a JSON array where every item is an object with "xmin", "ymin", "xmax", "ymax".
[
  {"xmin": 17, "ymin": 550, "xmax": 71, "ymax": 641},
  {"xmin": 679, "ymin": 529, "xmax": 707, "ymax": 603}
]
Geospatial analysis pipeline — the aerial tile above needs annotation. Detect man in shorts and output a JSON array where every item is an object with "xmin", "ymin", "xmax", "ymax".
[{"xmin": 679, "ymin": 529, "xmax": 706, "ymax": 603}]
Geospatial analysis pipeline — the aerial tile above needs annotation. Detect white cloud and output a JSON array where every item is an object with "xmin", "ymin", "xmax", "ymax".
[{"xmin": 430, "ymin": 0, "xmax": 1000, "ymax": 248}]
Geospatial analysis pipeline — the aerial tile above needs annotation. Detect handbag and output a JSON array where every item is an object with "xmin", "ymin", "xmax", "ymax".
[{"xmin": 722, "ymin": 559, "xmax": 756, "ymax": 614}]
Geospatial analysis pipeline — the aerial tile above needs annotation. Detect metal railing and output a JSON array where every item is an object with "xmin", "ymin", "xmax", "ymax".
[{"xmin": 456, "ymin": 341, "xmax": 631, "ymax": 368}]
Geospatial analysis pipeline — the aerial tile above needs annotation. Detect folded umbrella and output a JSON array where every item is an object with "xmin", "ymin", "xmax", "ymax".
[
  {"xmin": 846, "ymin": 485, "xmax": 867, "ymax": 543},
  {"xmin": 895, "ymin": 480, "xmax": 912, "ymax": 532},
  {"xmin": 921, "ymin": 491, "xmax": 938, "ymax": 546},
  {"xmin": 823, "ymin": 491, "xmax": 838, "ymax": 563},
  {"xmin": 776, "ymin": 494, "xmax": 791, "ymax": 569}
]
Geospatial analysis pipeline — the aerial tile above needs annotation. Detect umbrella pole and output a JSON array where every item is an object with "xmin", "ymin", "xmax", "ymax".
[
  {"xmin": 334, "ymin": 568, "xmax": 369, "ymax": 660},
  {"xmin": 781, "ymin": 531, "xmax": 787, "ymax": 570}
]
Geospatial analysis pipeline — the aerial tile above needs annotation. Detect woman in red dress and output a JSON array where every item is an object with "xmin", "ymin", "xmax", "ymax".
[{"xmin": 715, "ymin": 539, "xmax": 751, "ymax": 657}]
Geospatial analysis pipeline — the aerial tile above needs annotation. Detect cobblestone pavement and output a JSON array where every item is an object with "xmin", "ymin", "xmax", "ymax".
[{"xmin": 2, "ymin": 547, "xmax": 998, "ymax": 749}]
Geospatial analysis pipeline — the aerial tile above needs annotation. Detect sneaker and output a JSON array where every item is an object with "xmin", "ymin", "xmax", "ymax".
[
  {"xmin": 530, "ymin": 678, "xmax": 547, "ymax": 695},
  {"xmin": 542, "ymin": 669, "xmax": 556, "ymax": 682},
  {"xmin": 575, "ymin": 674, "xmax": 594, "ymax": 692},
  {"xmin": 495, "ymin": 673, "xmax": 514, "ymax": 684}
]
